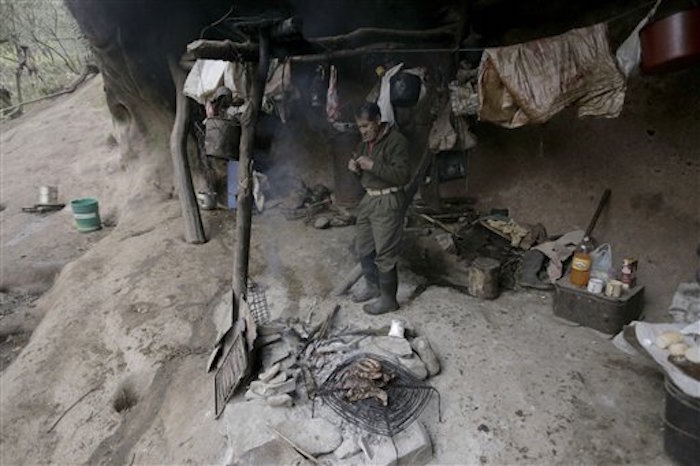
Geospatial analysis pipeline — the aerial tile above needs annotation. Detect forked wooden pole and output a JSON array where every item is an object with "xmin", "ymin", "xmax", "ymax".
[
  {"xmin": 232, "ymin": 32, "xmax": 271, "ymax": 315},
  {"xmin": 168, "ymin": 56, "xmax": 206, "ymax": 244}
]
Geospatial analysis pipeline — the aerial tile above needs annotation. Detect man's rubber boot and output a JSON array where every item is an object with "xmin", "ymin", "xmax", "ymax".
[
  {"xmin": 353, "ymin": 254, "xmax": 380, "ymax": 303},
  {"xmin": 517, "ymin": 250, "xmax": 553, "ymax": 290},
  {"xmin": 363, "ymin": 267, "xmax": 399, "ymax": 315}
]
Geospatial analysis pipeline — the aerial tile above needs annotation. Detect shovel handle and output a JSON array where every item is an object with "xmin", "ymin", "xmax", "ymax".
[{"xmin": 585, "ymin": 188, "xmax": 611, "ymax": 238}]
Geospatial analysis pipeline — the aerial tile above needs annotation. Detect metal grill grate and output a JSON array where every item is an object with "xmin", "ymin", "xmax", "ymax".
[
  {"xmin": 246, "ymin": 280, "xmax": 270, "ymax": 325},
  {"xmin": 315, "ymin": 353, "xmax": 441, "ymax": 437},
  {"xmin": 214, "ymin": 319, "xmax": 250, "ymax": 418}
]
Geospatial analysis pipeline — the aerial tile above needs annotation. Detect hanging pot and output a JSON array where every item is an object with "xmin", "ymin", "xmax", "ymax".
[{"xmin": 640, "ymin": 8, "xmax": 700, "ymax": 73}]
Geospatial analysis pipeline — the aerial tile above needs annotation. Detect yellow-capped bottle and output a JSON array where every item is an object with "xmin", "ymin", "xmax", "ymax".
[{"xmin": 570, "ymin": 236, "xmax": 593, "ymax": 287}]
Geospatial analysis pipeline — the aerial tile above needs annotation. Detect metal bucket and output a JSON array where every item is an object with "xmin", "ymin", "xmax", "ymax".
[
  {"xmin": 204, "ymin": 118, "xmax": 240, "ymax": 159},
  {"xmin": 38, "ymin": 186, "xmax": 58, "ymax": 205},
  {"xmin": 196, "ymin": 191, "xmax": 216, "ymax": 210},
  {"xmin": 70, "ymin": 198, "xmax": 101, "ymax": 232},
  {"xmin": 663, "ymin": 377, "xmax": 700, "ymax": 466}
]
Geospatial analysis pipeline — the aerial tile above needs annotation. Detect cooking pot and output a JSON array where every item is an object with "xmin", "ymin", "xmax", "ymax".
[
  {"xmin": 390, "ymin": 72, "xmax": 422, "ymax": 107},
  {"xmin": 640, "ymin": 8, "xmax": 700, "ymax": 73}
]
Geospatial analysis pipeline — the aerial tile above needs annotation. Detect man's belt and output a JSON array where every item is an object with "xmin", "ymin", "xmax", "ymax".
[{"xmin": 366, "ymin": 187, "xmax": 402, "ymax": 196}]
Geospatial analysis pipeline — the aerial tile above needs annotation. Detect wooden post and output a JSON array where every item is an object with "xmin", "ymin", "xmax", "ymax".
[
  {"xmin": 168, "ymin": 56, "xmax": 207, "ymax": 244},
  {"xmin": 232, "ymin": 32, "xmax": 271, "ymax": 311},
  {"xmin": 467, "ymin": 257, "xmax": 501, "ymax": 300}
]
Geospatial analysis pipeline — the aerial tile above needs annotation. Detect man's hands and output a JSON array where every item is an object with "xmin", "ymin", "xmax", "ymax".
[
  {"xmin": 348, "ymin": 155, "xmax": 373, "ymax": 173},
  {"xmin": 348, "ymin": 158, "xmax": 360, "ymax": 173},
  {"xmin": 356, "ymin": 156, "xmax": 373, "ymax": 171},
  {"xmin": 348, "ymin": 155, "xmax": 374, "ymax": 173},
  {"xmin": 348, "ymin": 152, "xmax": 374, "ymax": 174}
]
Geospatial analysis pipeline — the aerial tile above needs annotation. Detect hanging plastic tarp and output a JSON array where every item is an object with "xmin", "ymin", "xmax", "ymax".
[
  {"xmin": 478, "ymin": 23, "xmax": 626, "ymax": 128},
  {"xmin": 616, "ymin": 0, "xmax": 663, "ymax": 76}
]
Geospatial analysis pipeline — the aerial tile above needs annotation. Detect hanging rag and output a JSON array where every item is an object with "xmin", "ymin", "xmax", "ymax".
[
  {"xmin": 224, "ymin": 62, "xmax": 249, "ymax": 100},
  {"xmin": 428, "ymin": 101, "xmax": 457, "ymax": 152},
  {"xmin": 484, "ymin": 218, "xmax": 530, "ymax": 248},
  {"xmin": 616, "ymin": 0, "xmax": 663, "ymax": 77},
  {"xmin": 326, "ymin": 65, "xmax": 340, "ymax": 122},
  {"xmin": 185, "ymin": 59, "xmax": 249, "ymax": 105},
  {"xmin": 263, "ymin": 59, "xmax": 295, "ymax": 122},
  {"xmin": 449, "ymin": 80, "xmax": 479, "ymax": 116},
  {"xmin": 429, "ymin": 101, "xmax": 477, "ymax": 152},
  {"xmin": 377, "ymin": 63, "xmax": 403, "ymax": 125},
  {"xmin": 252, "ymin": 171, "xmax": 269, "ymax": 213},
  {"xmin": 184, "ymin": 59, "xmax": 230, "ymax": 104},
  {"xmin": 478, "ymin": 23, "xmax": 626, "ymax": 128},
  {"xmin": 533, "ymin": 230, "xmax": 585, "ymax": 282}
]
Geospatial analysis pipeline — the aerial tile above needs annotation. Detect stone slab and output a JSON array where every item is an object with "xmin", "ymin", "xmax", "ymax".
[
  {"xmin": 275, "ymin": 418, "xmax": 342, "ymax": 456},
  {"xmin": 411, "ymin": 336, "xmax": 440, "ymax": 376},
  {"xmin": 266, "ymin": 394, "xmax": 294, "ymax": 407},
  {"xmin": 370, "ymin": 422, "xmax": 432, "ymax": 466},
  {"xmin": 373, "ymin": 336, "xmax": 413, "ymax": 357},
  {"xmin": 259, "ymin": 362, "xmax": 281, "ymax": 382},
  {"xmin": 234, "ymin": 439, "xmax": 311, "ymax": 465},
  {"xmin": 264, "ymin": 378, "xmax": 297, "ymax": 396},
  {"xmin": 398, "ymin": 355, "xmax": 428, "ymax": 380},
  {"xmin": 266, "ymin": 371, "xmax": 288, "ymax": 386},
  {"xmin": 335, "ymin": 436, "xmax": 361, "ymax": 460}
]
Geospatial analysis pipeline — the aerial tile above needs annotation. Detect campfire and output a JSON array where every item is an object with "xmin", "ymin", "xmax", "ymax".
[{"xmin": 316, "ymin": 353, "xmax": 441, "ymax": 438}]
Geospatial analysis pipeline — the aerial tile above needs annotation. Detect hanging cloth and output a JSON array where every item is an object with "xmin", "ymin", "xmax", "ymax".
[
  {"xmin": 616, "ymin": 0, "xmax": 663, "ymax": 76},
  {"xmin": 478, "ymin": 23, "xmax": 626, "ymax": 128},
  {"xmin": 377, "ymin": 63, "xmax": 403, "ymax": 125}
]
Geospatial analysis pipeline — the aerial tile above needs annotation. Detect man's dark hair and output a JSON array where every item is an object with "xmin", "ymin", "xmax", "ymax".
[{"xmin": 354, "ymin": 101, "xmax": 381, "ymax": 120}]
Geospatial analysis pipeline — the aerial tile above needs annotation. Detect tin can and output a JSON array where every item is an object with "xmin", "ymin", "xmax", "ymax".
[
  {"xmin": 38, "ymin": 186, "xmax": 58, "ymax": 205},
  {"xmin": 587, "ymin": 278, "xmax": 605, "ymax": 294},
  {"xmin": 621, "ymin": 257, "xmax": 638, "ymax": 289},
  {"xmin": 605, "ymin": 279, "xmax": 623, "ymax": 298}
]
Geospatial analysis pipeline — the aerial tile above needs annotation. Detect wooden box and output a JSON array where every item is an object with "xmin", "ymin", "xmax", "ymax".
[{"xmin": 553, "ymin": 276, "xmax": 644, "ymax": 334}]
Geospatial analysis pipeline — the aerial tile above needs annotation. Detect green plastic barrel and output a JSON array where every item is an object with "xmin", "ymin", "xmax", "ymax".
[{"xmin": 70, "ymin": 198, "xmax": 101, "ymax": 232}]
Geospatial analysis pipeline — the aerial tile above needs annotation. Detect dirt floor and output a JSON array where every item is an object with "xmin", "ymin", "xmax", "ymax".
[{"xmin": 0, "ymin": 76, "xmax": 675, "ymax": 464}]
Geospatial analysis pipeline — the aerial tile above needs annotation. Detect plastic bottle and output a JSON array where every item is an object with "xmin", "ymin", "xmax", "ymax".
[{"xmin": 570, "ymin": 236, "xmax": 593, "ymax": 287}]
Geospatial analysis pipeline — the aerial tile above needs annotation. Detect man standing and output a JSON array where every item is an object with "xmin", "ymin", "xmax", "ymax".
[{"xmin": 348, "ymin": 102, "xmax": 411, "ymax": 315}]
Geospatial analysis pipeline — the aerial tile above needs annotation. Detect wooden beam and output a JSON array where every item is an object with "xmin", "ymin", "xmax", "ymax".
[
  {"xmin": 168, "ymin": 56, "xmax": 207, "ymax": 244},
  {"xmin": 186, "ymin": 24, "xmax": 459, "ymax": 63},
  {"xmin": 311, "ymin": 24, "xmax": 458, "ymax": 50},
  {"xmin": 287, "ymin": 42, "xmax": 409, "ymax": 63},
  {"xmin": 187, "ymin": 39, "xmax": 258, "ymax": 62}
]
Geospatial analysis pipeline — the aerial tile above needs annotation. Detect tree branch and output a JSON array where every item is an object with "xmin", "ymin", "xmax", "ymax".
[
  {"xmin": 2, "ymin": 65, "xmax": 97, "ymax": 116},
  {"xmin": 311, "ymin": 24, "xmax": 459, "ymax": 50},
  {"xmin": 187, "ymin": 23, "xmax": 459, "ymax": 62}
]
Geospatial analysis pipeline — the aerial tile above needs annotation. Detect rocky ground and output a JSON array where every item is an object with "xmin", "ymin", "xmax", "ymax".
[{"xmin": 0, "ymin": 76, "xmax": 671, "ymax": 465}]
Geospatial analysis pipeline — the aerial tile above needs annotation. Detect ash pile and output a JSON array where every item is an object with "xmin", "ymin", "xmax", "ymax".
[{"xmin": 236, "ymin": 306, "xmax": 441, "ymax": 465}]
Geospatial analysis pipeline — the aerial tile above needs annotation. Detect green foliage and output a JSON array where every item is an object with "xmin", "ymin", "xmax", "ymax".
[{"xmin": 0, "ymin": 0, "xmax": 91, "ymax": 105}]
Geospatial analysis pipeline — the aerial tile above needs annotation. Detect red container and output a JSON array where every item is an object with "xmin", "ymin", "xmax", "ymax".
[{"xmin": 640, "ymin": 8, "xmax": 700, "ymax": 73}]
